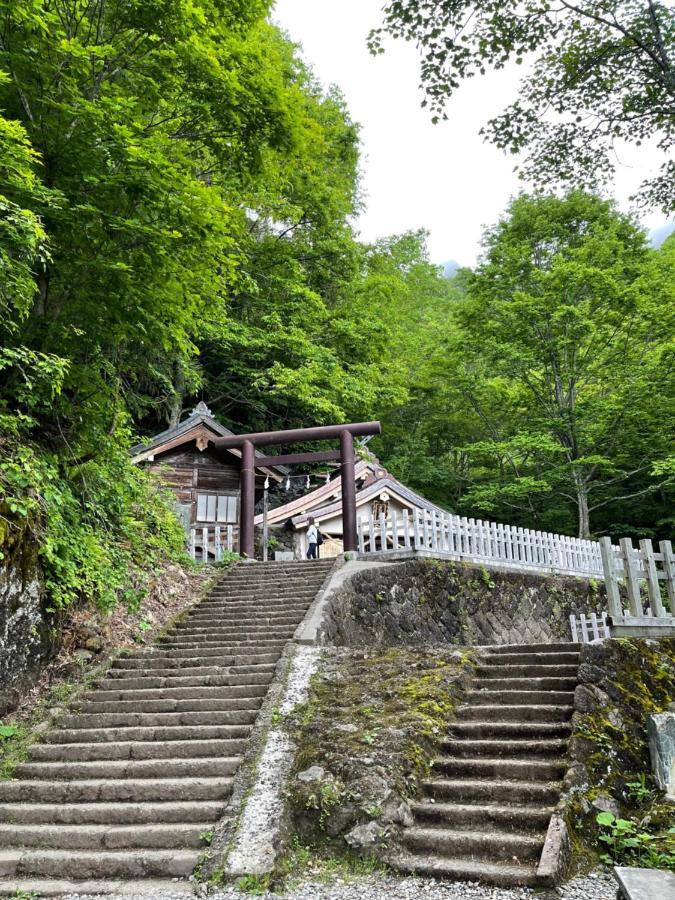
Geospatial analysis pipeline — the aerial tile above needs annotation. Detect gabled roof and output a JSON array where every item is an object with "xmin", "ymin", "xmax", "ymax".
[
  {"xmin": 291, "ymin": 476, "xmax": 447, "ymax": 528},
  {"xmin": 130, "ymin": 402, "xmax": 287, "ymax": 477},
  {"xmin": 255, "ymin": 460, "xmax": 445, "ymax": 529}
]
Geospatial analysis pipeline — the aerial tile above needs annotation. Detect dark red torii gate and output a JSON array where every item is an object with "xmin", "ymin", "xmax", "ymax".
[{"xmin": 212, "ymin": 421, "xmax": 382, "ymax": 558}]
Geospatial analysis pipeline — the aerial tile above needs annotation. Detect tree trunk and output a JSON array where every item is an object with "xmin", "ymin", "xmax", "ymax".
[
  {"xmin": 573, "ymin": 469, "xmax": 591, "ymax": 539},
  {"xmin": 168, "ymin": 364, "xmax": 185, "ymax": 428}
]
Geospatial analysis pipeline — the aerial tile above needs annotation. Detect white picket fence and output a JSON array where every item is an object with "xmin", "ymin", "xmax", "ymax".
[
  {"xmin": 600, "ymin": 536, "xmax": 675, "ymax": 623},
  {"xmin": 569, "ymin": 611, "xmax": 611, "ymax": 643},
  {"xmin": 189, "ymin": 524, "xmax": 238, "ymax": 562},
  {"xmin": 357, "ymin": 508, "xmax": 605, "ymax": 578}
]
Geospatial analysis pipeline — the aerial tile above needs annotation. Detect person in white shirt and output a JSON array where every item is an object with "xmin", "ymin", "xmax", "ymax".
[{"xmin": 306, "ymin": 518, "xmax": 318, "ymax": 559}]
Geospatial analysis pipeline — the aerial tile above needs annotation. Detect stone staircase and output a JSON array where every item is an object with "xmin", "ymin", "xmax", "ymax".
[
  {"xmin": 396, "ymin": 642, "xmax": 579, "ymax": 887},
  {"xmin": 0, "ymin": 558, "xmax": 334, "ymax": 893}
]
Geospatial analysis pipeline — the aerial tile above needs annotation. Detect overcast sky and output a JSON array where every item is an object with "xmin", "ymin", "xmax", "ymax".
[{"xmin": 273, "ymin": 0, "xmax": 672, "ymax": 267}]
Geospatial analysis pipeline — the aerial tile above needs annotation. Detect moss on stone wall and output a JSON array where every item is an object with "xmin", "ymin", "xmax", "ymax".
[
  {"xmin": 321, "ymin": 559, "xmax": 607, "ymax": 647},
  {"xmin": 566, "ymin": 638, "xmax": 675, "ymax": 871},
  {"xmin": 285, "ymin": 647, "xmax": 473, "ymax": 859}
]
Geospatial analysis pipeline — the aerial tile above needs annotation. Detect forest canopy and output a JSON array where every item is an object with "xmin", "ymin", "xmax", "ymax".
[{"xmin": 0, "ymin": 0, "xmax": 672, "ymax": 614}]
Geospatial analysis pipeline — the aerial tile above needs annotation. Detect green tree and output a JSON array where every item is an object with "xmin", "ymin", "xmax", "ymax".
[
  {"xmin": 371, "ymin": 1, "xmax": 675, "ymax": 212},
  {"xmin": 448, "ymin": 192, "xmax": 673, "ymax": 538}
]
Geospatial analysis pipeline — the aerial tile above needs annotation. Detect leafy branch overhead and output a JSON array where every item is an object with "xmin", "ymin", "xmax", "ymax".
[{"xmin": 371, "ymin": 1, "xmax": 675, "ymax": 211}]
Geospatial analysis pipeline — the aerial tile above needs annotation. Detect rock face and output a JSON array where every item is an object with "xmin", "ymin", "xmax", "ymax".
[
  {"xmin": 648, "ymin": 710, "xmax": 675, "ymax": 798},
  {"xmin": 0, "ymin": 519, "xmax": 51, "ymax": 716},
  {"xmin": 320, "ymin": 559, "xmax": 606, "ymax": 647}
]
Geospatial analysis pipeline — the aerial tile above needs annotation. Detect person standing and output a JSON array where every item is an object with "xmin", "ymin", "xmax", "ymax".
[{"xmin": 306, "ymin": 518, "xmax": 318, "ymax": 559}]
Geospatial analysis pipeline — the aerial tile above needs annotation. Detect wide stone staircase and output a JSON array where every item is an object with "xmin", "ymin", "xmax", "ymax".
[
  {"xmin": 0, "ymin": 558, "xmax": 334, "ymax": 893},
  {"xmin": 396, "ymin": 642, "xmax": 580, "ymax": 887}
]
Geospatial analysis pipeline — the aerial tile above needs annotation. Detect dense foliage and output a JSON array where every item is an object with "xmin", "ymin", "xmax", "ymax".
[
  {"xmin": 381, "ymin": 194, "xmax": 674, "ymax": 539},
  {"xmin": 0, "ymin": 2, "xmax": 672, "ymax": 619},
  {"xmin": 371, "ymin": 1, "xmax": 675, "ymax": 213}
]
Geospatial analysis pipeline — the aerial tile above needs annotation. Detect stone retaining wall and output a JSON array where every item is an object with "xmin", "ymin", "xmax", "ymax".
[{"xmin": 320, "ymin": 559, "xmax": 607, "ymax": 647}]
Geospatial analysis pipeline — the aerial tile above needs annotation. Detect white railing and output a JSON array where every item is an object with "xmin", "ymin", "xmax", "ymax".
[
  {"xmin": 600, "ymin": 536, "xmax": 675, "ymax": 624},
  {"xmin": 569, "ymin": 611, "xmax": 611, "ymax": 643},
  {"xmin": 357, "ymin": 508, "xmax": 606, "ymax": 578},
  {"xmin": 189, "ymin": 524, "xmax": 238, "ymax": 562}
]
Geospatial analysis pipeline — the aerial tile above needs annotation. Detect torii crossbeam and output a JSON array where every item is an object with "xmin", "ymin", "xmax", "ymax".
[{"xmin": 212, "ymin": 421, "xmax": 382, "ymax": 558}]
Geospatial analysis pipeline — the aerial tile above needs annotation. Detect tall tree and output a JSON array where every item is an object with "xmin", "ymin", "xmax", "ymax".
[
  {"xmin": 448, "ymin": 192, "xmax": 673, "ymax": 538},
  {"xmin": 371, "ymin": 1, "xmax": 675, "ymax": 212}
]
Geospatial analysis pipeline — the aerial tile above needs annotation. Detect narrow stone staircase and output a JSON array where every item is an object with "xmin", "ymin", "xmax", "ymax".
[
  {"xmin": 396, "ymin": 642, "xmax": 579, "ymax": 887},
  {"xmin": 0, "ymin": 558, "xmax": 334, "ymax": 893}
]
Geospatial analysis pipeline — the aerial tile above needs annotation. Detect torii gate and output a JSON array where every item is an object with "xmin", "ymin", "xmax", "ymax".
[{"xmin": 212, "ymin": 421, "xmax": 381, "ymax": 558}]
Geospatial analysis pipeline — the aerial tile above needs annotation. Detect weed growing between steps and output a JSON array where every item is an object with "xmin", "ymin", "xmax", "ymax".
[
  {"xmin": 284, "ymin": 647, "xmax": 473, "ymax": 861},
  {"xmin": 566, "ymin": 638, "xmax": 675, "ymax": 872}
]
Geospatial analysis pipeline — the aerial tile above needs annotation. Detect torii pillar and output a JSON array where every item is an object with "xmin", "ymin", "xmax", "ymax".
[{"xmin": 212, "ymin": 421, "xmax": 381, "ymax": 558}]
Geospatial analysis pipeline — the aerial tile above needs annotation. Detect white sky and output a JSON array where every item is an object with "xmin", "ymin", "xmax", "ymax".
[{"xmin": 273, "ymin": 0, "xmax": 672, "ymax": 267}]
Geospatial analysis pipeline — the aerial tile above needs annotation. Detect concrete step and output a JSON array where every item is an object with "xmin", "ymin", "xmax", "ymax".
[
  {"xmin": 0, "ymin": 777, "xmax": 234, "ymax": 804},
  {"xmin": 440, "ymin": 737, "xmax": 568, "ymax": 758},
  {"xmin": 43, "ymin": 724, "xmax": 252, "ymax": 744},
  {"xmin": 83, "ymin": 684, "xmax": 268, "ymax": 703},
  {"xmin": 393, "ymin": 852, "xmax": 538, "ymax": 887},
  {"xmin": 171, "ymin": 624, "xmax": 298, "ymax": 636},
  {"xmin": 423, "ymin": 778, "xmax": 561, "ymax": 804},
  {"xmin": 476, "ymin": 664, "xmax": 579, "ymax": 679},
  {"xmin": 76, "ymin": 697, "xmax": 263, "ymax": 714},
  {"xmin": 206, "ymin": 587, "xmax": 318, "ymax": 599},
  {"xmin": 58, "ymin": 710, "xmax": 258, "ymax": 729},
  {"xmin": 157, "ymin": 636, "xmax": 293, "ymax": 648},
  {"xmin": 185, "ymin": 609, "xmax": 305, "ymax": 628},
  {"xmin": 479, "ymin": 651, "xmax": 579, "ymax": 666},
  {"xmin": 0, "ymin": 878, "xmax": 195, "ymax": 897},
  {"xmin": 480, "ymin": 643, "xmax": 579, "ymax": 655},
  {"xmin": 473, "ymin": 677, "xmax": 577, "ymax": 691},
  {"xmin": 451, "ymin": 720, "xmax": 572, "ymax": 739},
  {"xmin": 15, "ymin": 756, "xmax": 240, "ymax": 781},
  {"xmin": 402, "ymin": 825, "xmax": 544, "ymax": 862},
  {"xmin": 0, "ymin": 848, "xmax": 200, "ymax": 879},
  {"xmin": 112, "ymin": 652, "xmax": 279, "ymax": 668},
  {"xmin": 432, "ymin": 756, "xmax": 566, "ymax": 782},
  {"xmin": 98, "ymin": 672, "xmax": 274, "ymax": 689},
  {"xmin": 410, "ymin": 800, "xmax": 553, "ymax": 831},
  {"xmin": 195, "ymin": 602, "xmax": 312, "ymax": 614},
  {"xmin": 0, "ymin": 822, "xmax": 210, "ymax": 850},
  {"xmin": 142, "ymin": 644, "xmax": 285, "ymax": 658},
  {"xmin": 29, "ymin": 738, "xmax": 248, "ymax": 762},
  {"xmin": 456, "ymin": 704, "xmax": 573, "ymax": 723},
  {"xmin": 466, "ymin": 689, "xmax": 575, "ymax": 706},
  {"xmin": 0, "ymin": 801, "xmax": 226, "ymax": 825}
]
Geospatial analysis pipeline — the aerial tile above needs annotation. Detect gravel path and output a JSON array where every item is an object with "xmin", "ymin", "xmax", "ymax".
[{"xmin": 59, "ymin": 870, "xmax": 618, "ymax": 900}]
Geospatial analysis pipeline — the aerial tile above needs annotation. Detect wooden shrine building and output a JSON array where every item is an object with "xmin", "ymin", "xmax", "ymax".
[{"xmin": 130, "ymin": 402, "xmax": 287, "ymax": 546}]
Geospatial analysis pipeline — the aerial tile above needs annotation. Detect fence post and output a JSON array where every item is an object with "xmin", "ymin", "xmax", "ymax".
[
  {"xmin": 379, "ymin": 512, "xmax": 387, "ymax": 552},
  {"xmin": 600, "ymin": 537, "xmax": 622, "ymax": 619},
  {"xmin": 358, "ymin": 518, "xmax": 365, "ymax": 554},
  {"xmin": 620, "ymin": 537, "xmax": 643, "ymax": 616},
  {"xmin": 640, "ymin": 539, "xmax": 665, "ymax": 617},
  {"xmin": 215, "ymin": 525, "xmax": 222, "ymax": 562},
  {"xmin": 402, "ymin": 510, "xmax": 411, "ymax": 549},
  {"xmin": 412, "ymin": 509, "xmax": 421, "ymax": 550},
  {"xmin": 390, "ymin": 508, "xmax": 399, "ymax": 551},
  {"xmin": 659, "ymin": 540, "xmax": 675, "ymax": 615},
  {"xmin": 189, "ymin": 527, "xmax": 196, "ymax": 561},
  {"xmin": 569, "ymin": 613, "xmax": 578, "ymax": 643},
  {"xmin": 367, "ymin": 508, "xmax": 375, "ymax": 553}
]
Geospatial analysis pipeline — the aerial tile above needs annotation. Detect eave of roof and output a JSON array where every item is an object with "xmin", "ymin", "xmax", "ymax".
[
  {"xmin": 253, "ymin": 459, "xmax": 377, "ymax": 526},
  {"xmin": 290, "ymin": 476, "xmax": 446, "ymax": 528},
  {"xmin": 130, "ymin": 404, "xmax": 288, "ymax": 475}
]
